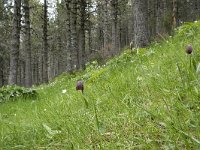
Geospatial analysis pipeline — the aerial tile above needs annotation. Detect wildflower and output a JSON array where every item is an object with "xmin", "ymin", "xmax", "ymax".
[
  {"xmin": 76, "ymin": 80, "xmax": 84, "ymax": 93},
  {"xmin": 44, "ymin": 109, "xmax": 47, "ymax": 111},
  {"xmin": 136, "ymin": 76, "xmax": 142, "ymax": 81},
  {"xmin": 186, "ymin": 45, "xmax": 193, "ymax": 54},
  {"xmin": 194, "ymin": 20, "xmax": 198, "ymax": 23},
  {"xmin": 62, "ymin": 89, "xmax": 67, "ymax": 94}
]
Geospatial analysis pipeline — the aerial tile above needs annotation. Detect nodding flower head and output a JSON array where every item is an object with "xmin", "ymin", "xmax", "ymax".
[
  {"xmin": 186, "ymin": 45, "xmax": 193, "ymax": 54},
  {"xmin": 76, "ymin": 80, "xmax": 84, "ymax": 93}
]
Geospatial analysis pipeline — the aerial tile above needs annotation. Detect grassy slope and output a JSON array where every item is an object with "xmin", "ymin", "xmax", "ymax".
[{"xmin": 0, "ymin": 21, "xmax": 200, "ymax": 149}]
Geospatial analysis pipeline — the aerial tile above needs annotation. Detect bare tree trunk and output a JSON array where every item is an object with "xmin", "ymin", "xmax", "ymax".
[
  {"xmin": 48, "ymin": 49, "xmax": 53, "ymax": 80},
  {"xmin": 96, "ymin": 1, "xmax": 104, "ymax": 51},
  {"xmin": 53, "ymin": 55, "xmax": 58, "ymax": 76},
  {"xmin": 32, "ymin": 59, "xmax": 37, "ymax": 85},
  {"xmin": 0, "ymin": 1, "xmax": 3, "ymax": 87},
  {"xmin": 71, "ymin": 0, "xmax": 79, "ymax": 70},
  {"xmin": 103, "ymin": 0, "xmax": 109, "ymax": 48},
  {"xmin": 20, "ymin": 60, "xmax": 25, "ymax": 86},
  {"xmin": 80, "ymin": 0, "xmax": 86, "ymax": 69},
  {"xmin": 197, "ymin": 0, "xmax": 200, "ymax": 19},
  {"xmin": 43, "ymin": 0, "xmax": 49, "ymax": 83},
  {"xmin": 111, "ymin": 0, "xmax": 119, "ymax": 54},
  {"xmin": 35, "ymin": 61, "xmax": 39, "ymax": 84},
  {"xmin": 38, "ymin": 54, "xmax": 43, "ymax": 83},
  {"xmin": 156, "ymin": 0, "xmax": 165, "ymax": 35},
  {"xmin": 0, "ymin": 0, "xmax": 3, "ymax": 19},
  {"xmin": 17, "ymin": 60, "xmax": 21, "ymax": 85},
  {"xmin": 172, "ymin": 0, "xmax": 177, "ymax": 30},
  {"xmin": 88, "ymin": 20, "xmax": 92, "ymax": 60},
  {"xmin": 3, "ymin": 59, "xmax": 9, "ymax": 85},
  {"xmin": 8, "ymin": 0, "xmax": 21, "ymax": 85},
  {"xmin": 23, "ymin": 0, "xmax": 32, "ymax": 87},
  {"xmin": 85, "ymin": 0, "xmax": 93, "ymax": 61},
  {"xmin": 0, "ymin": 58, "xmax": 3, "ymax": 87},
  {"xmin": 57, "ymin": 37, "xmax": 64, "ymax": 75},
  {"xmin": 133, "ymin": 0, "xmax": 149, "ymax": 48},
  {"xmin": 17, "ymin": 59, "xmax": 25, "ymax": 86},
  {"xmin": 64, "ymin": 0, "xmax": 72, "ymax": 72}
]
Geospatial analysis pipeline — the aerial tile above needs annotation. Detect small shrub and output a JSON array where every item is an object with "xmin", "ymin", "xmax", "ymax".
[
  {"xmin": 175, "ymin": 21, "xmax": 200, "ymax": 40},
  {"xmin": 0, "ymin": 85, "xmax": 37, "ymax": 103}
]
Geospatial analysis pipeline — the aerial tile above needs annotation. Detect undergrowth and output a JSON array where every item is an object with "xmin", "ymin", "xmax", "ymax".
[{"xmin": 0, "ymin": 86, "xmax": 37, "ymax": 103}]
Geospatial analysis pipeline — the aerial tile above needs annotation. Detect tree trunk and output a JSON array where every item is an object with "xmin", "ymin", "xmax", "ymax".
[
  {"xmin": 111, "ymin": 0, "xmax": 119, "ymax": 54},
  {"xmin": 43, "ymin": 0, "xmax": 49, "ymax": 83},
  {"xmin": 80, "ymin": 0, "xmax": 86, "ymax": 69},
  {"xmin": 3, "ymin": 59, "xmax": 9, "ymax": 85},
  {"xmin": 32, "ymin": 59, "xmax": 37, "ymax": 85},
  {"xmin": 156, "ymin": 0, "xmax": 166, "ymax": 35},
  {"xmin": 64, "ymin": 0, "xmax": 72, "ymax": 72},
  {"xmin": 20, "ymin": 60, "xmax": 25, "ymax": 86},
  {"xmin": 96, "ymin": 1, "xmax": 104, "ymax": 51},
  {"xmin": 8, "ymin": 0, "xmax": 21, "ymax": 85},
  {"xmin": 88, "ymin": 20, "xmax": 92, "ymax": 60},
  {"xmin": 172, "ymin": 0, "xmax": 177, "ymax": 30},
  {"xmin": 133, "ymin": 0, "xmax": 149, "ymax": 48},
  {"xmin": 23, "ymin": 0, "xmax": 32, "ymax": 87},
  {"xmin": 38, "ymin": 54, "xmax": 43, "ymax": 84},
  {"xmin": 71, "ymin": 0, "xmax": 79, "ymax": 70},
  {"xmin": 48, "ymin": 49, "xmax": 53, "ymax": 80},
  {"xmin": 0, "ymin": 58, "xmax": 3, "ymax": 87},
  {"xmin": 0, "ymin": 0, "xmax": 3, "ymax": 19},
  {"xmin": 103, "ymin": 0, "xmax": 109, "ymax": 48},
  {"xmin": 197, "ymin": 0, "xmax": 200, "ymax": 19}
]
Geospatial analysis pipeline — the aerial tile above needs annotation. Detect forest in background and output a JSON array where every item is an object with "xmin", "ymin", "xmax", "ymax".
[{"xmin": 0, "ymin": 0, "xmax": 200, "ymax": 87}]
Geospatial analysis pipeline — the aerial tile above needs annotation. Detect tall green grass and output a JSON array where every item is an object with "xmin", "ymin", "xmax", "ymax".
[{"xmin": 0, "ymin": 21, "xmax": 200, "ymax": 149}]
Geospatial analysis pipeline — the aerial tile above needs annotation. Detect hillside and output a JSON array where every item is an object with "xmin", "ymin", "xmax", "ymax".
[{"xmin": 0, "ymin": 21, "xmax": 200, "ymax": 149}]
